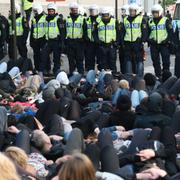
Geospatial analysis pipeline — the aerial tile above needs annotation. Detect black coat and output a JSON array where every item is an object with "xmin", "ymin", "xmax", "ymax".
[{"xmin": 108, "ymin": 110, "xmax": 136, "ymax": 130}]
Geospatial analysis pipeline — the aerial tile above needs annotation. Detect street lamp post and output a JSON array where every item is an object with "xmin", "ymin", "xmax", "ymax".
[
  {"xmin": 10, "ymin": 0, "xmax": 17, "ymax": 61},
  {"xmin": 115, "ymin": 0, "xmax": 118, "ymax": 20}
]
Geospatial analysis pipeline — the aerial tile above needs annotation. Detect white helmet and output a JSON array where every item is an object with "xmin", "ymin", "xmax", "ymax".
[
  {"xmin": 151, "ymin": 4, "xmax": 163, "ymax": 16},
  {"xmin": 69, "ymin": 2, "xmax": 79, "ymax": 9},
  {"xmin": 121, "ymin": 4, "xmax": 129, "ymax": 11},
  {"xmin": 138, "ymin": 6, "xmax": 144, "ymax": 14},
  {"xmin": 89, "ymin": 4, "xmax": 99, "ymax": 16},
  {"xmin": 78, "ymin": 6, "xmax": 86, "ymax": 15},
  {"xmin": 47, "ymin": 3, "xmax": 57, "ymax": 12},
  {"xmin": 33, "ymin": 3, "xmax": 43, "ymax": 15},
  {"xmin": 15, "ymin": 3, "xmax": 21, "ymax": 14},
  {"xmin": 101, "ymin": 7, "xmax": 111, "ymax": 15},
  {"xmin": 129, "ymin": 3, "xmax": 139, "ymax": 12},
  {"xmin": 121, "ymin": 4, "xmax": 129, "ymax": 15},
  {"xmin": 89, "ymin": 4, "xmax": 99, "ymax": 11}
]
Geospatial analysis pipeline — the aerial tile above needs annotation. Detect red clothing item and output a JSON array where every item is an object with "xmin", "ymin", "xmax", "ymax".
[{"xmin": 9, "ymin": 101, "xmax": 37, "ymax": 111}]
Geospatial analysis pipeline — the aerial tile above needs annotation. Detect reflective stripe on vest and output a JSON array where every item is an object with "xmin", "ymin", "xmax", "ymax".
[
  {"xmin": 97, "ymin": 18, "xmax": 116, "ymax": 43},
  {"xmin": 124, "ymin": 15, "xmax": 143, "ymax": 42},
  {"xmin": 9, "ymin": 17, "xmax": 23, "ymax": 36},
  {"xmin": 86, "ymin": 16, "xmax": 101, "ymax": 41},
  {"xmin": 66, "ymin": 15, "xmax": 84, "ymax": 39},
  {"xmin": 46, "ymin": 16, "xmax": 60, "ymax": 40},
  {"xmin": 22, "ymin": 0, "xmax": 33, "ymax": 11},
  {"xmin": 149, "ymin": 17, "xmax": 168, "ymax": 44},
  {"xmin": 32, "ymin": 15, "xmax": 46, "ymax": 39}
]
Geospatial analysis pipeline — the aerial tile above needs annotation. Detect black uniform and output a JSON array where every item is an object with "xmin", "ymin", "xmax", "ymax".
[
  {"xmin": 148, "ymin": 16, "xmax": 173, "ymax": 78},
  {"xmin": 8, "ymin": 13, "xmax": 29, "ymax": 60},
  {"xmin": 121, "ymin": 15, "xmax": 148, "ymax": 77},
  {"xmin": 0, "ymin": 15, "xmax": 7, "ymax": 60},
  {"xmin": 84, "ymin": 15, "xmax": 100, "ymax": 71},
  {"xmin": 174, "ymin": 24, "xmax": 180, "ymax": 78},
  {"xmin": 65, "ymin": 14, "xmax": 86, "ymax": 75},
  {"xmin": 41, "ymin": 14, "xmax": 65, "ymax": 75},
  {"xmin": 30, "ymin": 13, "xmax": 47, "ymax": 72},
  {"xmin": 94, "ymin": 17, "xmax": 119, "ymax": 72}
]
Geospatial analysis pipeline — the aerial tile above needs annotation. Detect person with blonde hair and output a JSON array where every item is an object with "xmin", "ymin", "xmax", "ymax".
[
  {"xmin": 58, "ymin": 153, "xmax": 96, "ymax": 180},
  {"xmin": 0, "ymin": 152, "xmax": 20, "ymax": 180},
  {"xmin": 5, "ymin": 146, "xmax": 37, "ymax": 177},
  {"xmin": 5, "ymin": 146, "xmax": 28, "ymax": 169},
  {"xmin": 112, "ymin": 79, "xmax": 130, "ymax": 105}
]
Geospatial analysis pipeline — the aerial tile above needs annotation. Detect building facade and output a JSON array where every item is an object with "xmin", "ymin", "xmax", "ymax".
[{"xmin": 0, "ymin": 0, "xmax": 158, "ymax": 17}]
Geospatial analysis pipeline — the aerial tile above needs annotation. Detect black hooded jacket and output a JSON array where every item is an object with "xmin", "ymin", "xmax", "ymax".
[{"xmin": 134, "ymin": 92, "xmax": 171, "ymax": 128}]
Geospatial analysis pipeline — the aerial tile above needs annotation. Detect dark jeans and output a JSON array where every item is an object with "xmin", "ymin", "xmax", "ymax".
[
  {"xmin": 124, "ymin": 42, "xmax": 144, "ymax": 77},
  {"xmin": 41, "ymin": 40, "xmax": 61, "ymax": 74},
  {"xmin": 9, "ymin": 36, "xmax": 28, "ymax": 59},
  {"xmin": 161, "ymin": 76, "xmax": 180, "ymax": 97},
  {"xmin": 64, "ymin": 128, "xmax": 85, "ymax": 155},
  {"xmin": 98, "ymin": 44, "xmax": 117, "ymax": 72},
  {"xmin": 150, "ymin": 44, "xmax": 170, "ymax": 77},
  {"xmin": 15, "ymin": 129, "xmax": 30, "ymax": 154},
  {"xmin": 85, "ymin": 42, "xmax": 99, "ymax": 71},
  {"xmin": 67, "ymin": 40, "xmax": 84, "ymax": 74}
]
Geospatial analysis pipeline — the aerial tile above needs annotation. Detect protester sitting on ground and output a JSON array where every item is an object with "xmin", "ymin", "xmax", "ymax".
[{"xmin": 0, "ymin": 68, "xmax": 179, "ymax": 180}]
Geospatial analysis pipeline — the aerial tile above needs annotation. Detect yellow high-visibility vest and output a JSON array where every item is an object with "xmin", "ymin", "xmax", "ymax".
[
  {"xmin": 149, "ymin": 17, "xmax": 168, "ymax": 44},
  {"xmin": 86, "ymin": 16, "xmax": 101, "ymax": 41},
  {"xmin": 66, "ymin": 15, "xmax": 84, "ymax": 39},
  {"xmin": 46, "ymin": 16, "xmax": 60, "ymax": 40},
  {"xmin": 32, "ymin": 15, "xmax": 46, "ymax": 39},
  {"xmin": 9, "ymin": 17, "xmax": 23, "ymax": 36},
  {"xmin": 97, "ymin": 18, "xmax": 117, "ymax": 43},
  {"xmin": 124, "ymin": 15, "xmax": 143, "ymax": 42},
  {"xmin": 22, "ymin": 0, "xmax": 33, "ymax": 11}
]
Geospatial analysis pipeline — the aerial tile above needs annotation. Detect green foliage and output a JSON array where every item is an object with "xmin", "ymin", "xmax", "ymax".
[{"xmin": 165, "ymin": 0, "xmax": 176, "ymax": 5}]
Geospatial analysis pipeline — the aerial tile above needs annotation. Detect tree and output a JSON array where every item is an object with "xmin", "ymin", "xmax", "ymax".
[{"xmin": 165, "ymin": 0, "xmax": 176, "ymax": 6}]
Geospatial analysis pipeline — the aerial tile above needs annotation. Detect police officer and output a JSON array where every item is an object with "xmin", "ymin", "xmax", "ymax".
[
  {"xmin": 174, "ymin": 21, "xmax": 180, "ymax": 78},
  {"xmin": 148, "ymin": 4, "xmax": 173, "ymax": 79},
  {"xmin": 121, "ymin": 3, "xmax": 147, "ymax": 77},
  {"xmin": 30, "ymin": 4, "xmax": 46, "ymax": 73},
  {"xmin": 119, "ymin": 4, "xmax": 129, "ymax": 74},
  {"xmin": 21, "ymin": 0, "xmax": 33, "ymax": 23},
  {"xmin": 41, "ymin": 3, "xmax": 65, "ymax": 77},
  {"xmin": 85, "ymin": 4, "xmax": 101, "ymax": 71},
  {"xmin": 0, "ymin": 15, "xmax": 7, "ymax": 60},
  {"xmin": 65, "ymin": 2, "xmax": 86, "ymax": 75},
  {"xmin": 8, "ymin": 3, "xmax": 28, "ymax": 60},
  {"xmin": 95, "ymin": 7, "xmax": 118, "ymax": 72}
]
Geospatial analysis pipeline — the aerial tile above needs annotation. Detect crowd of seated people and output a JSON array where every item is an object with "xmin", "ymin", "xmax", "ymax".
[{"xmin": 0, "ymin": 61, "xmax": 179, "ymax": 180}]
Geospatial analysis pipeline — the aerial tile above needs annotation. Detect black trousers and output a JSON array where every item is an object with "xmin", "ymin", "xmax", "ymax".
[
  {"xmin": 150, "ymin": 43, "xmax": 170, "ymax": 78},
  {"xmin": 85, "ymin": 42, "xmax": 99, "ymax": 71},
  {"xmin": 67, "ymin": 40, "xmax": 84, "ymax": 74},
  {"xmin": 98, "ymin": 44, "xmax": 117, "ymax": 72},
  {"xmin": 175, "ymin": 49, "xmax": 180, "ymax": 78},
  {"xmin": 31, "ymin": 39, "xmax": 46, "ymax": 71},
  {"xmin": 41, "ymin": 40, "xmax": 61, "ymax": 74},
  {"xmin": 9, "ymin": 36, "xmax": 27, "ymax": 60},
  {"xmin": 119, "ymin": 45, "xmax": 125, "ymax": 74},
  {"xmin": 0, "ymin": 45, "xmax": 4, "ymax": 60},
  {"xmin": 124, "ymin": 42, "xmax": 144, "ymax": 77}
]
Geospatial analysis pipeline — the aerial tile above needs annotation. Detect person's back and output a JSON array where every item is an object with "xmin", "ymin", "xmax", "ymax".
[
  {"xmin": 134, "ymin": 92, "xmax": 171, "ymax": 128},
  {"xmin": 108, "ymin": 95, "xmax": 136, "ymax": 130}
]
